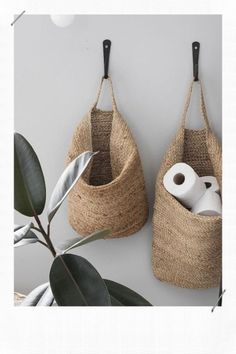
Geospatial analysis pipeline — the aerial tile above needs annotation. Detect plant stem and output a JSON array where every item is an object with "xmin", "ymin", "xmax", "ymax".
[
  {"xmin": 37, "ymin": 239, "xmax": 49, "ymax": 249},
  {"xmin": 47, "ymin": 223, "xmax": 51, "ymax": 238},
  {"xmin": 34, "ymin": 215, "xmax": 56, "ymax": 257},
  {"xmin": 31, "ymin": 226, "xmax": 43, "ymax": 233},
  {"xmin": 31, "ymin": 225, "xmax": 51, "ymax": 251}
]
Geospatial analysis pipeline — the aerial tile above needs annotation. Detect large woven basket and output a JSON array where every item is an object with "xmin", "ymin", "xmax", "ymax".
[
  {"xmin": 67, "ymin": 77, "xmax": 148, "ymax": 238},
  {"xmin": 152, "ymin": 81, "xmax": 222, "ymax": 288}
]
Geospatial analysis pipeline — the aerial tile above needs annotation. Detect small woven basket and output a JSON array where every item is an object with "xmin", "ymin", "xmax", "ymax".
[
  {"xmin": 152, "ymin": 81, "xmax": 222, "ymax": 288},
  {"xmin": 67, "ymin": 77, "xmax": 148, "ymax": 238}
]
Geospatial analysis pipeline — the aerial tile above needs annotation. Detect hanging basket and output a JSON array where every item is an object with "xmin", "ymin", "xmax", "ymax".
[
  {"xmin": 67, "ymin": 77, "xmax": 148, "ymax": 238},
  {"xmin": 152, "ymin": 81, "xmax": 222, "ymax": 288}
]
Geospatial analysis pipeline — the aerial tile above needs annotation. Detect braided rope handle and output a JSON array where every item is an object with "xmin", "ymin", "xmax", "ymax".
[
  {"xmin": 181, "ymin": 80, "xmax": 210, "ymax": 130},
  {"xmin": 93, "ymin": 76, "xmax": 117, "ymax": 110}
]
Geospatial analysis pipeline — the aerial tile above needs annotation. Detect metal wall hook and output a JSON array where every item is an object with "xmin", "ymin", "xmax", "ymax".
[
  {"xmin": 192, "ymin": 41, "xmax": 200, "ymax": 81},
  {"xmin": 103, "ymin": 39, "xmax": 111, "ymax": 79}
]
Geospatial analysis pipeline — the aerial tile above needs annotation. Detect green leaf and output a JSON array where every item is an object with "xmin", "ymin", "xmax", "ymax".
[
  {"xmin": 36, "ymin": 286, "xmax": 54, "ymax": 306},
  {"xmin": 20, "ymin": 283, "xmax": 51, "ymax": 306},
  {"xmin": 14, "ymin": 133, "xmax": 46, "ymax": 216},
  {"xmin": 14, "ymin": 223, "xmax": 33, "ymax": 243},
  {"xmin": 104, "ymin": 280, "xmax": 152, "ymax": 306},
  {"xmin": 47, "ymin": 151, "xmax": 97, "ymax": 223},
  {"xmin": 110, "ymin": 295, "xmax": 122, "ymax": 306},
  {"xmin": 57, "ymin": 229, "xmax": 111, "ymax": 253},
  {"xmin": 50, "ymin": 254, "xmax": 111, "ymax": 306},
  {"xmin": 14, "ymin": 237, "xmax": 39, "ymax": 248},
  {"xmin": 14, "ymin": 224, "xmax": 39, "ymax": 247}
]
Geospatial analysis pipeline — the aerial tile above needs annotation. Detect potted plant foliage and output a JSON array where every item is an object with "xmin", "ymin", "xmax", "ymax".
[{"xmin": 14, "ymin": 133, "xmax": 152, "ymax": 306}]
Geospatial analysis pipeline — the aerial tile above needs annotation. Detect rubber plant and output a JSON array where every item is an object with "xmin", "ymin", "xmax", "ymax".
[{"xmin": 14, "ymin": 133, "xmax": 152, "ymax": 306}]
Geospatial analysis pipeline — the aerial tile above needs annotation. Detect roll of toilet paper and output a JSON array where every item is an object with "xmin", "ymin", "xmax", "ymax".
[
  {"xmin": 163, "ymin": 162, "xmax": 206, "ymax": 208},
  {"xmin": 191, "ymin": 190, "xmax": 222, "ymax": 216},
  {"xmin": 200, "ymin": 176, "xmax": 220, "ymax": 193}
]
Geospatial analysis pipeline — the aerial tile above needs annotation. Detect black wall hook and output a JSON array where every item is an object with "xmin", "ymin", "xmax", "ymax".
[
  {"xmin": 103, "ymin": 39, "xmax": 111, "ymax": 79},
  {"xmin": 192, "ymin": 41, "xmax": 200, "ymax": 81}
]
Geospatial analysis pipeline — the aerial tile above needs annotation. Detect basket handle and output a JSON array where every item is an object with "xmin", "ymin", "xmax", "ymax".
[
  {"xmin": 93, "ymin": 76, "xmax": 117, "ymax": 111},
  {"xmin": 181, "ymin": 80, "xmax": 210, "ymax": 130}
]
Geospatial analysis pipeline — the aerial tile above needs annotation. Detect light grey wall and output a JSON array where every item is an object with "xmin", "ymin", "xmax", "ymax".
[{"xmin": 14, "ymin": 15, "xmax": 222, "ymax": 306}]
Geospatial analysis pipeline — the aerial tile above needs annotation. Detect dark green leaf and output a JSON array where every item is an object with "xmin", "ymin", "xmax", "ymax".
[
  {"xmin": 14, "ymin": 133, "xmax": 46, "ymax": 216},
  {"xmin": 57, "ymin": 229, "xmax": 111, "ymax": 253},
  {"xmin": 110, "ymin": 295, "xmax": 122, "ymax": 306},
  {"xmin": 104, "ymin": 280, "xmax": 152, "ymax": 306},
  {"xmin": 50, "ymin": 254, "xmax": 111, "ymax": 306}
]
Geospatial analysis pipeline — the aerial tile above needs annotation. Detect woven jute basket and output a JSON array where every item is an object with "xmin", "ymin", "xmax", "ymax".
[
  {"xmin": 67, "ymin": 77, "xmax": 148, "ymax": 238},
  {"xmin": 152, "ymin": 81, "xmax": 222, "ymax": 288}
]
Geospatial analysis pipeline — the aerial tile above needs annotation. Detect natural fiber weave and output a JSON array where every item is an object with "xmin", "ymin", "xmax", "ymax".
[
  {"xmin": 67, "ymin": 77, "xmax": 148, "ymax": 238},
  {"xmin": 152, "ymin": 81, "xmax": 222, "ymax": 288}
]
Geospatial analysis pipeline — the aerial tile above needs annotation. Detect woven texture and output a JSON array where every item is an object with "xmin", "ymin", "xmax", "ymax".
[
  {"xmin": 152, "ymin": 81, "xmax": 222, "ymax": 288},
  {"xmin": 67, "ymin": 77, "xmax": 148, "ymax": 238}
]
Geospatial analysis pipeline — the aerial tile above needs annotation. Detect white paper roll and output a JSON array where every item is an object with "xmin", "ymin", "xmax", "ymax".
[
  {"xmin": 200, "ymin": 176, "xmax": 220, "ymax": 193},
  {"xmin": 163, "ymin": 163, "xmax": 206, "ymax": 208},
  {"xmin": 191, "ymin": 190, "xmax": 222, "ymax": 216}
]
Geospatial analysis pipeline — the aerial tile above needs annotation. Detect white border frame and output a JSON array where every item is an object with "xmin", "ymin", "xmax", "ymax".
[{"xmin": 0, "ymin": 1, "xmax": 236, "ymax": 353}]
